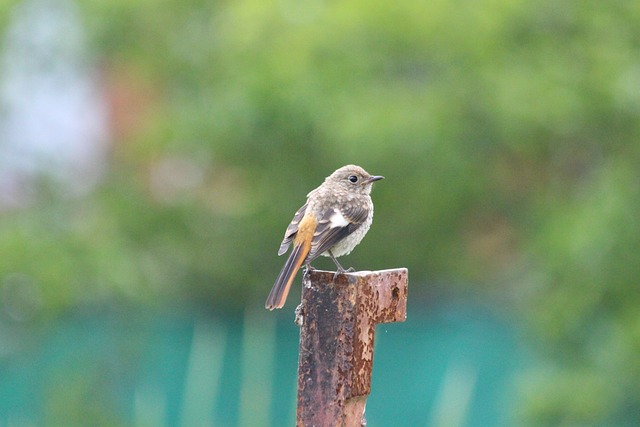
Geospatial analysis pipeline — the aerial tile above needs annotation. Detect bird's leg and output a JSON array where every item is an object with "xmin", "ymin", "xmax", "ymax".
[
  {"xmin": 329, "ymin": 251, "xmax": 357, "ymax": 282},
  {"xmin": 328, "ymin": 251, "xmax": 356, "ymax": 275},
  {"xmin": 328, "ymin": 250, "xmax": 346, "ymax": 274}
]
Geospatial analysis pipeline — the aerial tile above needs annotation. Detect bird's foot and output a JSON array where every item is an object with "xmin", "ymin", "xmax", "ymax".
[
  {"xmin": 333, "ymin": 265, "xmax": 347, "ymax": 280},
  {"xmin": 332, "ymin": 265, "xmax": 356, "ymax": 280},
  {"xmin": 335, "ymin": 265, "xmax": 355, "ymax": 274},
  {"xmin": 328, "ymin": 250, "xmax": 352, "ymax": 279}
]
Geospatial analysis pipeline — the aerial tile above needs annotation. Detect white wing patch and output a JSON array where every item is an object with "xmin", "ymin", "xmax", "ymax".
[{"xmin": 329, "ymin": 209, "xmax": 350, "ymax": 228}]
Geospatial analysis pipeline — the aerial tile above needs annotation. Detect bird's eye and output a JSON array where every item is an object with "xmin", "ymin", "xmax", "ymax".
[{"xmin": 348, "ymin": 175, "xmax": 358, "ymax": 183}]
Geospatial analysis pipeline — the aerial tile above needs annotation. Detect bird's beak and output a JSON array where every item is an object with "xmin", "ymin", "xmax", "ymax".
[{"xmin": 363, "ymin": 175, "xmax": 384, "ymax": 184}]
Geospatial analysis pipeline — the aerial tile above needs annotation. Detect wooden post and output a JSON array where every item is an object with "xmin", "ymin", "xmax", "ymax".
[{"xmin": 296, "ymin": 268, "xmax": 408, "ymax": 427}]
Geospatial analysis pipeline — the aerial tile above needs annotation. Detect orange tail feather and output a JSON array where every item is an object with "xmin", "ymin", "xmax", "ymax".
[
  {"xmin": 266, "ymin": 214, "xmax": 316, "ymax": 310},
  {"xmin": 265, "ymin": 241, "xmax": 310, "ymax": 310}
]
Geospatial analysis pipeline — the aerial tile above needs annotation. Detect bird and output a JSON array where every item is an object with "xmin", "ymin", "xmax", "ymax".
[{"xmin": 265, "ymin": 165, "xmax": 384, "ymax": 310}]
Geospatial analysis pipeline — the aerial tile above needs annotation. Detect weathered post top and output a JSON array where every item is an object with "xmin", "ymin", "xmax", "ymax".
[{"xmin": 296, "ymin": 268, "xmax": 408, "ymax": 427}]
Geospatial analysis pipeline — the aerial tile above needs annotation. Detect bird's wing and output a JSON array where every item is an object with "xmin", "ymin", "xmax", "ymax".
[
  {"xmin": 278, "ymin": 202, "xmax": 308, "ymax": 255},
  {"xmin": 306, "ymin": 206, "xmax": 369, "ymax": 262}
]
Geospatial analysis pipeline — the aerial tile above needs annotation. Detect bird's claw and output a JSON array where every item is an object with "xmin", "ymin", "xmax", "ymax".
[{"xmin": 332, "ymin": 266, "xmax": 356, "ymax": 280}]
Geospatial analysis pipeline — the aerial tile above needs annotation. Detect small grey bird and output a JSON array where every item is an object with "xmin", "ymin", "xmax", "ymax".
[{"xmin": 265, "ymin": 165, "xmax": 384, "ymax": 310}]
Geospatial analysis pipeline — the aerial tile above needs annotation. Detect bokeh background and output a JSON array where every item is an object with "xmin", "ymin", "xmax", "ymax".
[{"xmin": 0, "ymin": 0, "xmax": 639, "ymax": 425}]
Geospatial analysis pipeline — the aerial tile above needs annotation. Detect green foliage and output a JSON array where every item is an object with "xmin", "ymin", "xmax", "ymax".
[{"xmin": 1, "ymin": 0, "xmax": 639, "ymax": 424}]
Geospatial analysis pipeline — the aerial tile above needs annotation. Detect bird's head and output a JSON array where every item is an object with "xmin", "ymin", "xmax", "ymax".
[{"xmin": 326, "ymin": 165, "xmax": 384, "ymax": 195}]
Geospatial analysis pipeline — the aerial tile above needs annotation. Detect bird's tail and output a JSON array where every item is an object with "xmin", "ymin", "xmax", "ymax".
[{"xmin": 265, "ymin": 240, "xmax": 310, "ymax": 310}]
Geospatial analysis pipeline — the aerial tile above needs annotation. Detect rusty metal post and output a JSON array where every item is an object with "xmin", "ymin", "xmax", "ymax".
[{"xmin": 296, "ymin": 268, "xmax": 408, "ymax": 427}]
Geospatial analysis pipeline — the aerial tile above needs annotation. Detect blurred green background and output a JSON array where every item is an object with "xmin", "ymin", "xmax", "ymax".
[{"xmin": 1, "ymin": 0, "xmax": 639, "ymax": 425}]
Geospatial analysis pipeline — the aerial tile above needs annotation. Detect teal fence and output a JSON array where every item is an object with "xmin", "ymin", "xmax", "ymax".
[{"xmin": 0, "ymin": 298, "xmax": 526, "ymax": 426}]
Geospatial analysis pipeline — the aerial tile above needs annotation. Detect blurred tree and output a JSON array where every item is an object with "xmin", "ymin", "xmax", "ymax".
[{"xmin": 0, "ymin": 0, "xmax": 639, "ymax": 424}]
